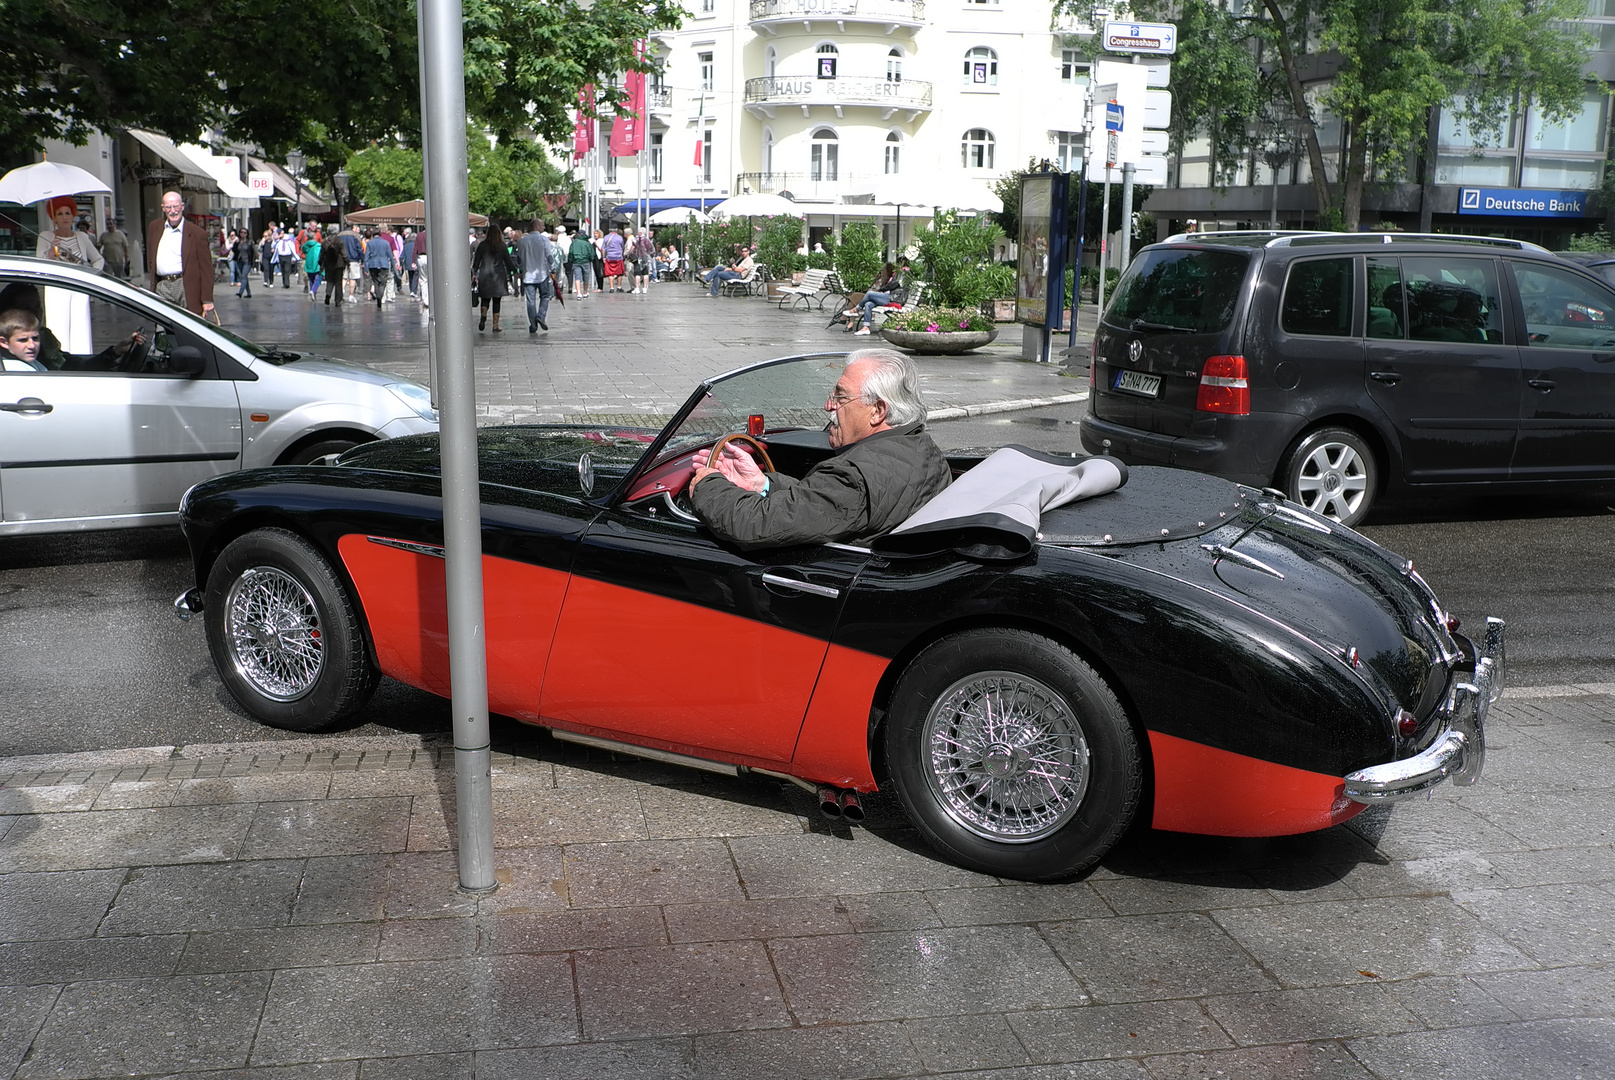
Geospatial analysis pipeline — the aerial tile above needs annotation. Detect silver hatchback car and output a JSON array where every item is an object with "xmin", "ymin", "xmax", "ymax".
[{"xmin": 0, "ymin": 255, "xmax": 438, "ymax": 535}]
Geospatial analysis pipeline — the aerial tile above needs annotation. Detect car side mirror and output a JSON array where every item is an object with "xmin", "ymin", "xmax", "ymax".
[
  {"xmin": 578, "ymin": 452, "xmax": 595, "ymax": 496},
  {"xmin": 168, "ymin": 345, "xmax": 205, "ymax": 377}
]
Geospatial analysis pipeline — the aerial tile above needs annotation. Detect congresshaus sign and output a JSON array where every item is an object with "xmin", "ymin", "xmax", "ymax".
[{"xmin": 1457, "ymin": 187, "xmax": 1592, "ymax": 217}]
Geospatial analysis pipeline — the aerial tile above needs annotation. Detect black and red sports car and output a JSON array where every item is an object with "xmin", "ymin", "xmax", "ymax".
[{"xmin": 174, "ymin": 352, "xmax": 1503, "ymax": 881}]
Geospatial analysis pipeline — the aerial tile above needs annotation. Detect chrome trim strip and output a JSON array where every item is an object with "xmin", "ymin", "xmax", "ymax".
[
  {"xmin": 1202, "ymin": 543, "xmax": 1285, "ymax": 580},
  {"xmin": 366, "ymin": 536, "xmax": 445, "ymax": 559},
  {"xmin": 1343, "ymin": 617, "xmax": 1504, "ymax": 803},
  {"xmin": 761, "ymin": 572, "xmax": 841, "ymax": 599},
  {"xmin": 550, "ymin": 729, "xmax": 741, "ymax": 777}
]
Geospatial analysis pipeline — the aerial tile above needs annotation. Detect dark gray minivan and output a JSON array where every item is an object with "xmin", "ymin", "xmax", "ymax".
[{"xmin": 1079, "ymin": 231, "xmax": 1615, "ymax": 525}]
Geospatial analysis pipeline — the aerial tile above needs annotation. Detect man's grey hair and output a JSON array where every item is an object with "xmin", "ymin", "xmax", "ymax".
[{"xmin": 848, "ymin": 348, "xmax": 926, "ymax": 426}]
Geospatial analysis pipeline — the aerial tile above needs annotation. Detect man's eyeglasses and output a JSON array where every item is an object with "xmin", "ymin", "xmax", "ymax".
[{"xmin": 827, "ymin": 389, "xmax": 862, "ymax": 407}]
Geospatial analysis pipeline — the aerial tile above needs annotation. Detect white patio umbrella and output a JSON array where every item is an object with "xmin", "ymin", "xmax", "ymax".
[
  {"xmin": 708, "ymin": 192, "xmax": 799, "ymax": 218},
  {"xmin": 648, "ymin": 206, "xmax": 712, "ymax": 225},
  {"xmin": 848, "ymin": 176, "xmax": 1003, "ymax": 214},
  {"xmin": 0, "ymin": 158, "xmax": 112, "ymax": 205}
]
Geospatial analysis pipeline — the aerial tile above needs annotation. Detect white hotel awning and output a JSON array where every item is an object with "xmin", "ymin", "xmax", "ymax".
[
  {"xmin": 125, "ymin": 129, "xmax": 218, "ymax": 193},
  {"xmin": 180, "ymin": 145, "xmax": 258, "ymax": 206}
]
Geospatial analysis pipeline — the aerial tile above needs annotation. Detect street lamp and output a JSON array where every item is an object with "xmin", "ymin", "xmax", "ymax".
[
  {"xmin": 1248, "ymin": 119, "xmax": 1300, "ymax": 229},
  {"xmin": 287, "ymin": 149, "xmax": 305, "ymax": 231},
  {"xmin": 333, "ymin": 168, "xmax": 349, "ymax": 231}
]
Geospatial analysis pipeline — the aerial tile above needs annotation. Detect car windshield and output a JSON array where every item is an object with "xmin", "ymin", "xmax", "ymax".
[
  {"xmin": 658, "ymin": 353, "xmax": 849, "ymax": 457},
  {"xmin": 1105, "ymin": 247, "xmax": 1251, "ymax": 333}
]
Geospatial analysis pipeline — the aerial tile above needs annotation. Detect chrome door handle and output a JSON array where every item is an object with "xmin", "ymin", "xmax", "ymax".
[
  {"xmin": 760, "ymin": 572, "xmax": 840, "ymax": 599},
  {"xmin": 1369, "ymin": 371, "xmax": 1401, "ymax": 385},
  {"xmin": 0, "ymin": 398, "xmax": 52, "ymax": 414},
  {"xmin": 1527, "ymin": 378, "xmax": 1556, "ymax": 391}
]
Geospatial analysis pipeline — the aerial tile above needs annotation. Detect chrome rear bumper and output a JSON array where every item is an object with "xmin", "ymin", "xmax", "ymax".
[{"xmin": 1343, "ymin": 617, "xmax": 1504, "ymax": 804}]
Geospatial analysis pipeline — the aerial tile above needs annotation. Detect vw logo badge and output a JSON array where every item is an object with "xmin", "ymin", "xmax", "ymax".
[{"xmin": 1128, "ymin": 340, "xmax": 1143, "ymax": 364}]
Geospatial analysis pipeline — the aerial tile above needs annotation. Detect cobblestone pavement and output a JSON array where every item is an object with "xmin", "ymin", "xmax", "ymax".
[
  {"xmin": 209, "ymin": 271, "xmax": 1093, "ymax": 430},
  {"xmin": 2, "ymin": 686, "xmax": 1613, "ymax": 1079}
]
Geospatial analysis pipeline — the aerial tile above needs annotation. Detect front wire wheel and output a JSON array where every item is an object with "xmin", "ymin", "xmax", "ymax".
[
  {"xmin": 887, "ymin": 629, "xmax": 1142, "ymax": 881},
  {"xmin": 204, "ymin": 527, "xmax": 377, "ymax": 731}
]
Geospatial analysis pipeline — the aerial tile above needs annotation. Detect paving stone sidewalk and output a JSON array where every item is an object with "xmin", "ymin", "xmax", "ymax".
[
  {"xmin": 211, "ymin": 274, "xmax": 1093, "ymax": 428},
  {"xmin": 2, "ymin": 687, "xmax": 1613, "ymax": 1079}
]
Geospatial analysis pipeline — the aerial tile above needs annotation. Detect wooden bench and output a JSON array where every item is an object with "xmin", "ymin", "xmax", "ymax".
[
  {"xmin": 836, "ymin": 282, "xmax": 927, "ymax": 330},
  {"xmin": 774, "ymin": 268, "xmax": 845, "ymax": 311},
  {"xmin": 720, "ymin": 263, "xmax": 767, "ymax": 296}
]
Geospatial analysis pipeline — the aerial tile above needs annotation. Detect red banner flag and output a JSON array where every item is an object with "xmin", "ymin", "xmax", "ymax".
[
  {"xmin": 609, "ymin": 43, "xmax": 648, "ymax": 157},
  {"xmin": 693, "ymin": 90, "xmax": 705, "ymax": 166},
  {"xmin": 573, "ymin": 85, "xmax": 595, "ymax": 161}
]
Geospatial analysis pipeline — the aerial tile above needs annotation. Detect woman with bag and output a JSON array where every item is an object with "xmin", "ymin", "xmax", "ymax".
[
  {"xmin": 233, "ymin": 231, "xmax": 257, "ymax": 298},
  {"xmin": 472, "ymin": 229, "xmax": 517, "ymax": 331}
]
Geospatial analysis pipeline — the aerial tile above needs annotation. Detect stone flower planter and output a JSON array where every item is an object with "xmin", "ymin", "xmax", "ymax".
[{"xmin": 879, "ymin": 327, "xmax": 999, "ymax": 355}]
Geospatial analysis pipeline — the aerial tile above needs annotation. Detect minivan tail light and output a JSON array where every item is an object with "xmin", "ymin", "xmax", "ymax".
[
  {"xmin": 1089, "ymin": 337, "xmax": 1099, "ymax": 389},
  {"xmin": 1196, "ymin": 355, "xmax": 1250, "ymax": 414}
]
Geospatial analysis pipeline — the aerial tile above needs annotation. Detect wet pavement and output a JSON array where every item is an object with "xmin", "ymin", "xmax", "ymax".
[{"xmin": 2, "ymin": 685, "xmax": 1614, "ymax": 1079}]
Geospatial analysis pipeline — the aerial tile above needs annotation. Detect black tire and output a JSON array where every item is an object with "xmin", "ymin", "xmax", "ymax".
[
  {"xmin": 203, "ymin": 528, "xmax": 377, "ymax": 731},
  {"xmin": 1280, "ymin": 426, "xmax": 1377, "ymax": 527},
  {"xmin": 884, "ymin": 629, "xmax": 1142, "ymax": 882},
  {"xmin": 280, "ymin": 438, "xmax": 362, "ymax": 467}
]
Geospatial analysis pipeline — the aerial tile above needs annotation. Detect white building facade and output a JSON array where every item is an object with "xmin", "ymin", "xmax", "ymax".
[{"xmin": 586, "ymin": 0, "xmax": 1095, "ymax": 245}]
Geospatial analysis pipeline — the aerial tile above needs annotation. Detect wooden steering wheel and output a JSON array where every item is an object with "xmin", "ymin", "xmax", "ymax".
[{"xmin": 695, "ymin": 432, "xmax": 775, "ymax": 490}]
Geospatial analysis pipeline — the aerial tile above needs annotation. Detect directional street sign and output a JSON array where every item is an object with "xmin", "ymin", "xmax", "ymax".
[
  {"xmin": 1104, "ymin": 20, "xmax": 1177, "ymax": 55},
  {"xmin": 1105, "ymin": 102, "xmax": 1124, "ymax": 132},
  {"xmin": 1107, "ymin": 131, "xmax": 1119, "ymax": 167}
]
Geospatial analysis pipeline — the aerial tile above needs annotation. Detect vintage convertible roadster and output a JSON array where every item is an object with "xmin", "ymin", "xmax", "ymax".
[{"xmin": 174, "ymin": 352, "xmax": 1503, "ymax": 881}]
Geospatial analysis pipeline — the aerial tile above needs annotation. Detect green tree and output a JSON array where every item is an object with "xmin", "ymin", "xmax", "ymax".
[
  {"xmin": 345, "ymin": 131, "xmax": 579, "ymax": 220},
  {"xmin": 911, "ymin": 211, "xmax": 1005, "ymax": 307},
  {"xmin": 1057, "ymin": 0, "xmax": 1593, "ymax": 229},
  {"xmin": 834, "ymin": 223, "xmax": 884, "ymax": 292},
  {"xmin": 1, "ymin": 0, "xmax": 682, "ymax": 172}
]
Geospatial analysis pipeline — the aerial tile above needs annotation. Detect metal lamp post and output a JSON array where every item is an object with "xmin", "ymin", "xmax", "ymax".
[
  {"xmin": 287, "ymin": 150, "xmax": 305, "ymax": 231},
  {"xmin": 333, "ymin": 169, "xmax": 349, "ymax": 230}
]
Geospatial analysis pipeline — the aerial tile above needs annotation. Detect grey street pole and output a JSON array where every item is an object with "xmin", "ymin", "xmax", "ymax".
[
  {"xmin": 1095, "ymin": 166, "xmax": 1113, "ymax": 319},
  {"xmin": 1119, "ymin": 161, "xmax": 1135, "ymax": 274},
  {"xmin": 421, "ymin": 0, "xmax": 496, "ymax": 894}
]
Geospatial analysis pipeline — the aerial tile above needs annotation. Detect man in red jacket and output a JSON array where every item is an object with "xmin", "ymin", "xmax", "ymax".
[{"xmin": 145, "ymin": 191, "xmax": 215, "ymax": 317}]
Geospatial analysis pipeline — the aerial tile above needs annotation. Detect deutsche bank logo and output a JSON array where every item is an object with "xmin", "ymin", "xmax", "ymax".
[{"xmin": 1461, "ymin": 189, "xmax": 1481, "ymax": 210}]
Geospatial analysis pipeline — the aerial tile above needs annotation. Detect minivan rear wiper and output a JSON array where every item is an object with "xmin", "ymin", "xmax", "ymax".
[{"xmin": 1130, "ymin": 318, "xmax": 1197, "ymax": 333}]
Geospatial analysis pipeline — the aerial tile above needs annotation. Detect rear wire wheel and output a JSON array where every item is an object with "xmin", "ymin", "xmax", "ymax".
[
  {"xmin": 885, "ymin": 629, "xmax": 1141, "ymax": 881},
  {"xmin": 203, "ymin": 527, "xmax": 377, "ymax": 731}
]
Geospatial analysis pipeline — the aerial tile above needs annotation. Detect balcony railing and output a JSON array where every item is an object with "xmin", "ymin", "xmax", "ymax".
[
  {"xmin": 608, "ymin": 85, "xmax": 672, "ymax": 112},
  {"xmin": 749, "ymin": 0, "xmax": 925, "ymax": 27},
  {"xmin": 734, "ymin": 172, "xmax": 894, "ymax": 202},
  {"xmin": 743, "ymin": 76, "xmax": 933, "ymax": 112}
]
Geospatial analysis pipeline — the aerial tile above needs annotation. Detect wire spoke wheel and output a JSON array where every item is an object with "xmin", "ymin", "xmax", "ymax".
[
  {"xmin": 924, "ymin": 671, "xmax": 1091, "ymax": 842},
  {"xmin": 223, "ymin": 567, "xmax": 325, "ymax": 701}
]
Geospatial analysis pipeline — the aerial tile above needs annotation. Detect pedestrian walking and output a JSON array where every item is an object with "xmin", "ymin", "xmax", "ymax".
[
  {"xmin": 414, "ymin": 227, "xmax": 430, "ymax": 309},
  {"xmin": 144, "ymin": 191, "xmax": 215, "ymax": 317},
  {"xmin": 304, "ymin": 229, "xmax": 323, "ymax": 300},
  {"xmin": 569, "ymin": 229, "xmax": 595, "ymax": 298},
  {"xmin": 382, "ymin": 224, "xmax": 402, "ymax": 302},
  {"xmin": 363, "ymin": 228, "xmax": 393, "ymax": 308},
  {"xmin": 233, "ymin": 230, "xmax": 256, "ymax": 297},
  {"xmin": 36, "ymin": 197, "xmax": 103, "ymax": 268},
  {"xmin": 340, "ymin": 226, "xmax": 365, "ymax": 302},
  {"xmin": 472, "ymin": 228, "xmax": 517, "ymax": 331},
  {"xmin": 602, "ymin": 226, "xmax": 627, "ymax": 292},
  {"xmin": 517, "ymin": 217, "xmax": 555, "ymax": 333},
  {"xmin": 402, "ymin": 229, "xmax": 418, "ymax": 298},
  {"xmin": 99, "ymin": 215, "xmax": 132, "ymax": 278},
  {"xmin": 630, "ymin": 228, "xmax": 655, "ymax": 294},
  {"xmin": 274, "ymin": 228, "xmax": 298, "ymax": 289},
  {"xmin": 318, "ymin": 223, "xmax": 347, "ymax": 305},
  {"xmin": 592, "ymin": 228, "xmax": 606, "ymax": 291},
  {"xmin": 260, "ymin": 227, "xmax": 276, "ymax": 286}
]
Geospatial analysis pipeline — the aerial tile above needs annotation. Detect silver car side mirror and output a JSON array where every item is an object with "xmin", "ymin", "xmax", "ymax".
[{"xmin": 578, "ymin": 452, "xmax": 595, "ymax": 496}]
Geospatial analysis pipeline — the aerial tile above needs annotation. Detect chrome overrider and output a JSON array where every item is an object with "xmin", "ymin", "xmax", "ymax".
[{"xmin": 1343, "ymin": 617, "xmax": 1505, "ymax": 803}]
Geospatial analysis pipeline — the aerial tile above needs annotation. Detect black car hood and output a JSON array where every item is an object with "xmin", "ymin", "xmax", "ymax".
[{"xmin": 1043, "ymin": 468, "xmax": 1455, "ymax": 720}]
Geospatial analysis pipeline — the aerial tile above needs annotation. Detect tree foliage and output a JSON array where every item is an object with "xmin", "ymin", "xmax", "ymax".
[
  {"xmin": 910, "ymin": 211, "xmax": 1006, "ymax": 307},
  {"xmin": 345, "ymin": 132, "xmax": 579, "ymax": 220},
  {"xmin": 1, "ymin": 0, "xmax": 682, "ymax": 175},
  {"xmin": 1056, "ymin": 0, "xmax": 1594, "ymax": 228}
]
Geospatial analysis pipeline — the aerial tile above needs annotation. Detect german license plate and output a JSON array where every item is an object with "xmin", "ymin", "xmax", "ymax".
[{"xmin": 1114, "ymin": 369, "xmax": 1162, "ymax": 398}]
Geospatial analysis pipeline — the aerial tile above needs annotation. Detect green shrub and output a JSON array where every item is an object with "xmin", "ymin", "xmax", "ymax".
[
  {"xmin": 882, "ymin": 305, "xmax": 995, "ymax": 333},
  {"xmin": 911, "ymin": 211, "xmax": 1005, "ymax": 307},
  {"xmin": 1566, "ymin": 228, "xmax": 1612, "ymax": 252},
  {"xmin": 754, "ymin": 214, "xmax": 804, "ymax": 281},
  {"xmin": 835, "ymin": 222, "xmax": 884, "ymax": 291},
  {"xmin": 806, "ymin": 250, "xmax": 832, "ymax": 270}
]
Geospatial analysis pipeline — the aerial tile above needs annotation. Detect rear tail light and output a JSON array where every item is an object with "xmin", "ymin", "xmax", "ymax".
[
  {"xmin": 1196, "ymin": 355, "xmax": 1250, "ymax": 415},
  {"xmin": 1089, "ymin": 337, "xmax": 1099, "ymax": 389}
]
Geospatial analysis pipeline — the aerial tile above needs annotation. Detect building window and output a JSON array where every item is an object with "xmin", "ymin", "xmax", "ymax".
[
  {"xmin": 701, "ymin": 0, "xmax": 714, "ymax": 11},
  {"xmin": 885, "ymin": 132, "xmax": 901, "ymax": 174},
  {"xmin": 817, "ymin": 43, "xmax": 838, "ymax": 80},
  {"xmin": 963, "ymin": 47, "xmax": 998, "ymax": 87},
  {"xmin": 702, "ymin": 129, "xmax": 713, "ymax": 183},
  {"xmin": 1053, "ymin": 131, "xmax": 1083, "ymax": 171},
  {"xmin": 765, "ymin": 46, "xmax": 777, "ymax": 79},
  {"xmin": 699, "ymin": 51, "xmax": 714, "ymax": 92},
  {"xmin": 605, "ymin": 153, "xmax": 618, "ymax": 185},
  {"xmin": 887, "ymin": 48, "xmax": 903, "ymax": 83},
  {"xmin": 650, "ymin": 132, "xmax": 664, "ymax": 184},
  {"xmin": 1060, "ymin": 50, "xmax": 1088, "ymax": 84},
  {"xmin": 810, "ymin": 127, "xmax": 839, "ymax": 181},
  {"xmin": 762, "ymin": 129, "xmax": 774, "ymax": 177},
  {"xmin": 965, "ymin": 0, "xmax": 1000, "ymax": 5},
  {"xmin": 961, "ymin": 128, "xmax": 995, "ymax": 169}
]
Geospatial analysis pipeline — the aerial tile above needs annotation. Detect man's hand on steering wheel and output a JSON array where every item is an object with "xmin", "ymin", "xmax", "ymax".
[{"xmin": 690, "ymin": 438, "xmax": 770, "ymax": 494}]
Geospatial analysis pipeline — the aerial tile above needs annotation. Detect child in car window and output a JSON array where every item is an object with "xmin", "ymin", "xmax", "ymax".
[{"xmin": 0, "ymin": 309, "xmax": 46, "ymax": 371}]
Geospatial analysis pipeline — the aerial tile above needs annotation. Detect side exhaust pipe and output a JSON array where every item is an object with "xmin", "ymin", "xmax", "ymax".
[
  {"xmin": 816, "ymin": 786, "xmax": 865, "ymax": 822},
  {"xmin": 817, "ymin": 786, "xmax": 844, "ymax": 819},
  {"xmin": 837, "ymin": 789, "xmax": 865, "ymax": 822}
]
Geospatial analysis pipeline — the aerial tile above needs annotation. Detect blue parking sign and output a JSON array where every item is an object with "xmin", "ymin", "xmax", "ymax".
[{"xmin": 1105, "ymin": 102, "xmax": 1123, "ymax": 132}]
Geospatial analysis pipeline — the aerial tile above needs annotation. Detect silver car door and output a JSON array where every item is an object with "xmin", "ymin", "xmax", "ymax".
[{"xmin": 0, "ymin": 283, "xmax": 241, "ymax": 529}]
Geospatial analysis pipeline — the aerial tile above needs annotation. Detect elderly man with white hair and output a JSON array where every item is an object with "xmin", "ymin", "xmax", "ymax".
[{"xmin": 688, "ymin": 348, "xmax": 950, "ymax": 549}]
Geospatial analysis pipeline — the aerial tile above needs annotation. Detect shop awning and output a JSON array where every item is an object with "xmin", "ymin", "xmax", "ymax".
[
  {"xmin": 247, "ymin": 157, "xmax": 328, "ymax": 212},
  {"xmin": 179, "ymin": 145, "xmax": 258, "ymax": 207},
  {"xmin": 126, "ymin": 130, "xmax": 218, "ymax": 193},
  {"xmin": 610, "ymin": 197, "xmax": 724, "ymax": 215}
]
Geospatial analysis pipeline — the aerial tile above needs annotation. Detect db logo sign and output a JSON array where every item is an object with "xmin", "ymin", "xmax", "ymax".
[
  {"xmin": 247, "ymin": 172, "xmax": 274, "ymax": 196},
  {"xmin": 1460, "ymin": 189, "xmax": 1481, "ymax": 210}
]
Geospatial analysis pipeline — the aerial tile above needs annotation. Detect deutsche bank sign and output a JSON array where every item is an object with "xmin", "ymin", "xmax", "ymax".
[{"xmin": 1457, "ymin": 187, "xmax": 1591, "ymax": 217}]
